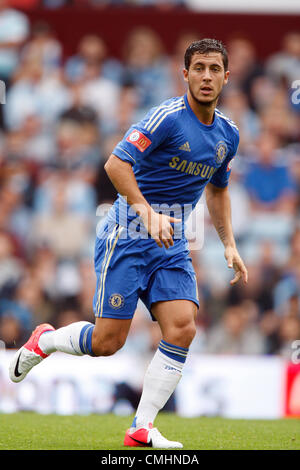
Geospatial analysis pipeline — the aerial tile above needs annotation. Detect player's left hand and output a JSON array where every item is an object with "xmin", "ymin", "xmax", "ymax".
[{"xmin": 224, "ymin": 246, "xmax": 248, "ymax": 285}]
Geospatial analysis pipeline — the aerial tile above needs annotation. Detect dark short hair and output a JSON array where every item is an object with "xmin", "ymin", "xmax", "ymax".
[{"xmin": 184, "ymin": 38, "xmax": 228, "ymax": 71}]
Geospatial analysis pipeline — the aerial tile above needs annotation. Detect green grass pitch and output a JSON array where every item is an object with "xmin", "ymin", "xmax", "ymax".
[{"xmin": 0, "ymin": 413, "xmax": 299, "ymax": 450}]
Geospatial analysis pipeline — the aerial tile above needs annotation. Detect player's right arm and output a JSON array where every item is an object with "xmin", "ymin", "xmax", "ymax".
[
  {"xmin": 104, "ymin": 99, "xmax": 184, "ymax": 248},
  {"xmin": 104, "ymin": 154, "xmax": 179, "ymax": 249}
]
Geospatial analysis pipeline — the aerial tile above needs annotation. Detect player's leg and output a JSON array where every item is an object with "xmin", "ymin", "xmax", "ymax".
[
  {"xmin": 135, "ymin": 299, "xmax": 196, "ymax": 426},
  {"xmin": 91, "ymin": 317, "xmax": 132, "ymax": 356},
  {"xmin": 124, "ymin": 251, "xmax": 199, "ymax": 448},
  {"xmin": 9, "ymin": 316, "xmax": 133, "ymax": 383},
  {"xmin": 39, "ymin": 316, "xmax": 132, "ymax": 357},
  {"xmin": 124, "ymin": 299, "xmax": 197, "ymax": 448},
  {"xmin": 9, "ymin": 222, "xmax": 139, "ymax": 383}
]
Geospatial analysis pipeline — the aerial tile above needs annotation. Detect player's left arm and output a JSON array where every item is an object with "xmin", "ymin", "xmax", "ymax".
[
  {"xmin": 205, "ymin": 182, "xmax": 248, "ymax": 286},
  {"xmin": 206, "ymin": 126, "xmax": 247, "ymax": 285}
]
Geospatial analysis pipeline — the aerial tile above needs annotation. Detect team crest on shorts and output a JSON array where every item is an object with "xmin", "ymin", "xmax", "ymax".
[
  {"xmin": 109, "ymin": 293, "xmax": 125, "ymax": 309},
  {"xmin": 214, "ymin": 141, "xmax": 228, "ymax": 165}
]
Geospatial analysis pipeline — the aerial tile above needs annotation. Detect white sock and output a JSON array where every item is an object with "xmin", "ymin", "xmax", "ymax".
[
  {"xmin": 38, "ymin": 321, "xmax": 94, "ymax": 356},
  {"xmin": 134, "ymin": 344, "xmax": 187, "ymax": 429}
]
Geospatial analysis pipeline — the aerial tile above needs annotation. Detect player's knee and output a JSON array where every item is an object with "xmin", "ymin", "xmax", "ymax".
[
  {"xmin": 92, "ymin": 335, "xmax": 126, "ymax": 357},
  {"xmin": 169, "ymin": 321, "xmax": 196, "ymax": 348},
  {"xmin": 180, "ymin": 322, "xmax": 196, "ymax": 346}
]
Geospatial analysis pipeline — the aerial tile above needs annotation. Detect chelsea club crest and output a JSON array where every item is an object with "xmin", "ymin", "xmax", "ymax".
[
  {"xmin": 215, "ymin": 141, "xmax": 228, "ymax": 165},
  {"xmin": 109, "ymin": 293, "xmax": 125, "ymax": 309}
]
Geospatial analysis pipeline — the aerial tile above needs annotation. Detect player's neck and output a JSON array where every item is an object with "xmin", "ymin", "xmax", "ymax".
[{"xmin": 187, "ymin": 91, "xmax": 216, "ymax": 126}]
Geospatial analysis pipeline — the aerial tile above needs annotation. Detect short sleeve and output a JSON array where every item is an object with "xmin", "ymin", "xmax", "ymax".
[
  {"xmin": 112, "ymin": 99, "xmax": 183, "ymax": 166},
  {"xmin": 112, "ymin": 123, "xmax": 159, "ymax": 166}
]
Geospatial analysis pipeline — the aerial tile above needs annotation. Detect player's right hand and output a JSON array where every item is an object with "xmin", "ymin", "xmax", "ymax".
[{"xmin": 141, "ymin": 209, "xmax": 181, "ymax": 249}]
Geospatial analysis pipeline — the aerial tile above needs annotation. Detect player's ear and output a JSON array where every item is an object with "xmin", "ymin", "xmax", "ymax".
[
  {"xmin": 224, "ymin": 70, "xmax": 229, "ymax": 85},
  {"xmin": 183, "ymin": 68, "xmax": 189, "ymax": 83}
]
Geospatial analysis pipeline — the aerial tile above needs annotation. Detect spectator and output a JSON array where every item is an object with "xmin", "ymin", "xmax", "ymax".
[
  {"xmin": 259, "ymin": 309, "xmax": 281, "ymax": 355},
  {"xmin": 33, "ymin": 169, "xmax": 97, "ymax": 218},
  {"xmin": 244, "ymin": 132, "xmax": 297, "ymax": 214},
  {"xmin": 54, "ymin": 308, "xmax": 84, "ymax": 329},
  {"xmin": 14, "ymin": 272, "xmax": 54, "ymax": 325},
  {"xmin": 55, "ymin": 105, "xmax": 101, "ymax": 184},
  {"xmin": 266, "ymin": 31, "xmax": 300, "ymax": 87},
  {"xmin": 65, "ymin": 34, "xmax": 123, "ymax": 85},
  {"xmin": 205, "ymin": 304, "xmax": 266, "ymax": 355},
  {"xmin": 0, "ymin": 175, "xmax": 33, "ymax": 246},
  {"xmin": 0, "ymin": 314, "xmax": 28, "ymax": 349},
  {"xmin": 73, "ymin": 59, "xmax": 121, "ymax": 136},
  {"xmin": 5, "ymin": 57, "xmax": 72, "ymax": 130},
  {"xmin": 6, "ymin": 114, "xmax": 55, "ymax": 165},
  {"xmin": 249, "ymin": 75, "xmax": 278, "ymax": 115},
  {"xmin": 75, "ymin": 257, "xmax": 96, "ymax": 321},
  {"xmin": 290, "ymin": 151, "xmax": 300, "ymax": 215},
  {"xmin": 0, "ymin": 0, "xmax": 29, "ymax": 84},
  {"xmin": 286, "ymin": 227, "xmax": 300, "ymax": 271},
  {"xmin": 220, "ymin": 87, "xmax": 261, "ymax": 153},
  {"xmin": 274, "ymin": 259, "xmax": 300, "ymax": 317},
  {"xmin": 0, "ymin": 229, "xmax": 24, "ymax": 296},
  {"xmin": 277, "ymin": 316, "xmax": 300, "ymax": 359},
  {"xmin": 31, "ymin": 175, "xmax": 94, "ymax": 259},
  {"xmin": 94, "ymin": 132, "xmax": 120, "ymax": 205},
  {"xmin": 258, "ymin": 88, "xmax": 300, "ymax": 144},
  {"xmin": 21, "ymin": 21, "xmax": 63, "ymax": 75},
  {"xmin": 122, "ymin": 27, "xmax": 174, "ymax": 120},
  {"xmin": 227, "ymin": 167, "xmax": 252, "ymax": 243},
  {"xmin": 226, "ymin": 35, "xmax": 264, "ymax": 109},
  {"xmin": 117, "ymin": 81, "xmax": 140, "ymax": 133},
  {"xmin": 28, "ymin": 244, "xmax": 58, "ymax": 300}
]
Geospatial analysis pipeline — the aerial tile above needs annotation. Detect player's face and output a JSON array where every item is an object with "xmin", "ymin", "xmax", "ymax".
[{"xmin": 183, "ymin": 52, "xmax": 229, "ymax": 106}]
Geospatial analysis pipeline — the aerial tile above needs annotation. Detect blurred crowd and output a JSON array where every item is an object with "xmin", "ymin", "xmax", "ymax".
[{"xmin": 0, "ymin": 1, "xmax": 299, "ymax": 361}]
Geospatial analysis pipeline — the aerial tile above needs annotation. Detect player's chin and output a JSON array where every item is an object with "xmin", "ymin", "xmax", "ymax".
[
  {"xmin": 199, "ymin": 88, "xmax": 221, "ymax": 104},
  {"xmin": 196, "ymin": 97, "xmax": 216, "ymax": 107},
  {"xmin": 194, "ymin": 91, "xmax": 217, "ymax": 105}
]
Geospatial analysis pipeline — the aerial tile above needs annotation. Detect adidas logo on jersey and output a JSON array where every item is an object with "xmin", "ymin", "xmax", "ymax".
[{"xmin": 179, "ymin": 141, "xmax": 191, "ymax": 152}]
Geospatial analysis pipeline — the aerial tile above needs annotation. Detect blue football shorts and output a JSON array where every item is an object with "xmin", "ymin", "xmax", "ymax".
[{"xmin": 93, "ymin": 219, "xmax": 199, "ymax": 320}]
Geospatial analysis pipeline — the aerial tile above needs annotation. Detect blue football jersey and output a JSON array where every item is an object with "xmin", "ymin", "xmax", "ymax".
[{"xmin": 109, "ymin": 94, "xmax": 239, "ymax": 230}]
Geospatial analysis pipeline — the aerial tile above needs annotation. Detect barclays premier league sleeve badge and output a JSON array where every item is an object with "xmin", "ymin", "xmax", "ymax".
[{"xmin": 126, "ymin": 130, "xmax": 152, "ymax": 152}]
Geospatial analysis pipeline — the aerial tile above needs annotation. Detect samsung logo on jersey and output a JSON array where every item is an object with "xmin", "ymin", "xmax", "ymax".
[{"xmin": 169, "ymin": 156, "xmax": 217, "ymax": 179}]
